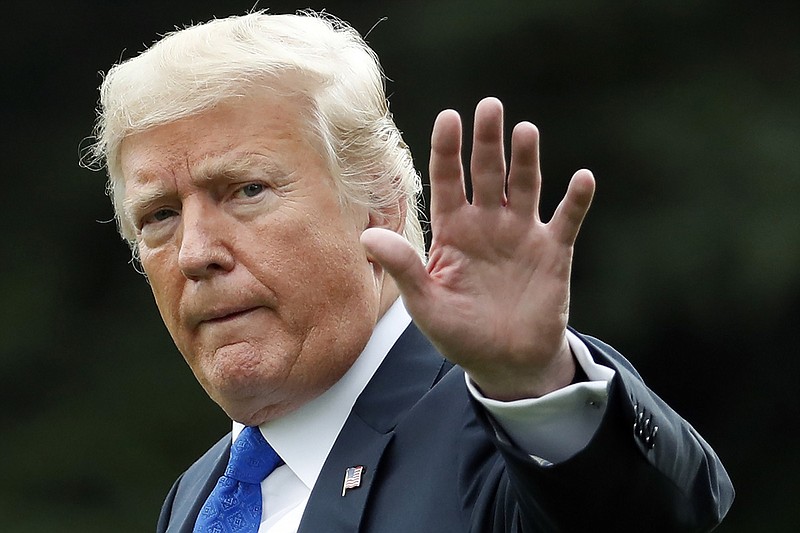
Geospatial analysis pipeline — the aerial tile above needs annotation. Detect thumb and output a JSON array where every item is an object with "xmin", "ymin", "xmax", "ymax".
[{"xmin": 360, "ymin": 227, "xmax": 429, "ymax": 302}]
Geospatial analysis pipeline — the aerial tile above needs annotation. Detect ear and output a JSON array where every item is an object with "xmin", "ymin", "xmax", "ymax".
[{"xmin": 367, "ymin": 196, "xmax": 407, "ymax": 235}]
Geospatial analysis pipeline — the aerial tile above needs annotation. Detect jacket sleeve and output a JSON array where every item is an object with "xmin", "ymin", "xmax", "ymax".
[{"xmin": 471, "ymin": 331, "xmax": 734, "ymax": 532}]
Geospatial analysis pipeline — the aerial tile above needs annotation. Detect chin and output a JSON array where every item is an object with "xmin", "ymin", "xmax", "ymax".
[
  {"xmin": 225, "ymin": 406, "xmax": 278, "ymax": 427},
  {"xmin": 214, "ymin": 387, "xmax": 307, "ymax": 426},
  {"xmin": 206, "ymin": 354, "xmax": 350, "ymax": 425},
  {"xmin": 202, "ymin": 362, "xmax": 316, "ymax": 425}
]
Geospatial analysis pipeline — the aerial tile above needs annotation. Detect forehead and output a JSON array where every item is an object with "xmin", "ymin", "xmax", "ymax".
[{"xmin": 119, "ymin": 93, "xmax": 319, "ymax": 184}]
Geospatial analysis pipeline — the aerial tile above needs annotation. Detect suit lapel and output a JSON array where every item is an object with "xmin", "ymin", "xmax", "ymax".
[
  {"xmin": 295, "ymin": 413, "xmax": 393, "ymax": 532},
  {"xmin": 166, "ymin": 435, "xmax": 229, "ymax": 533},
  {"xmin": 297, "ymin": 323, "xmax": 449, "ymax": 533}
]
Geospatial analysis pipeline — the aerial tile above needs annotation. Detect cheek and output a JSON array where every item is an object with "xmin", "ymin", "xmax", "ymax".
[
  {"xmin": 262, "ymin": 220, "xmax": 377, "ymax": 323},
  {"xmin": 301, "ymin": 228, "xmax": 373, "ymax": 292},
  {"xmin": 141, "ymin": 248, "xmax": 185, "ymax": 335}
]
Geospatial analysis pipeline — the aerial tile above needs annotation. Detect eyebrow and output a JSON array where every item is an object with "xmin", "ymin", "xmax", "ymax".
[
  {"xmin": 122, "ymin": 152, "xmax": 288, "ymax": 225},
  {"xmin": 193, "ymin": 152, "xmax": 287, "ymax": 182},
  {"xmin": 122, "ymin": 181, "xmax": 169, "ymax": 227}
]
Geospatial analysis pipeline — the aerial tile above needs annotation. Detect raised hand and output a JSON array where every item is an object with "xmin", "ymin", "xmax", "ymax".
[{"xmin": 361, "ymin": 97, "xmax": 595, "ymax": 400}]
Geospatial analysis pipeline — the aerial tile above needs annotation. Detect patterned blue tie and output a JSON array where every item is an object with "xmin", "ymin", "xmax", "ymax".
[{"xmin": 194, "ymin": 426, "xmax": 282, "ymax": 533}]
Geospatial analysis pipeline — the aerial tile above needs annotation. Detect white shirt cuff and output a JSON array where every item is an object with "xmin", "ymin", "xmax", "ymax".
[{"xmin": 466, "ymin": 330, "xmax": 615, "ymax": 465}]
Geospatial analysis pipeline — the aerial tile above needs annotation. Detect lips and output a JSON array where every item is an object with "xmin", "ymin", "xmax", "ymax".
[
  {"xmin": 187, "ymin": 303, "xmax": 266, "ymax": 329},
  {"xmin": 202, "ymin": 306, "xmax": 261, "ymax": 323},
  {"xmin": 183, "ymin": 286, "xmax": 276, "ymax": 329}
]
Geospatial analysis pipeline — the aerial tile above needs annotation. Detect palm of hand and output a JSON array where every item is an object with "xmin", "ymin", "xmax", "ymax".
[{"xmin": 362, "ymin": 97, "xmax": 595, "ymax": 400}]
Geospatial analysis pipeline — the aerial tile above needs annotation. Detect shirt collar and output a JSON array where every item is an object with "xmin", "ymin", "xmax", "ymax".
[{"xmin": 232, "ymin": 297, "xmax": 411, "ymax": 490}]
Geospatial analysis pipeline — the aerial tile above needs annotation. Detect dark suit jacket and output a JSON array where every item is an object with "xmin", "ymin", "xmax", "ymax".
[{"xmin": 157, "ymin": 325, "xmax": 734, "ymax": 532}]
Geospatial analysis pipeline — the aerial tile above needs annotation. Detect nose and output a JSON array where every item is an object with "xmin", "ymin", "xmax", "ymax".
[{"xmin": 177, "ymin": 200, "xmax": 235, "ymax": 280}]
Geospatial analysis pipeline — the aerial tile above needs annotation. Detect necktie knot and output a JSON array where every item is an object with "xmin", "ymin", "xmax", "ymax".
[
  {"xmin": 226, "ymin": 426, "xmax": 282, "ymax": 484},
  {"xmin": 194, "ymin": 426, "xmax": 282, "ymax": 533}
]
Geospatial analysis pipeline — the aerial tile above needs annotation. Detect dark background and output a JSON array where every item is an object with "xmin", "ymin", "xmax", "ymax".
[{"xmin": 1, "ymin": 0, "xmax": 798, "ymax": 531}]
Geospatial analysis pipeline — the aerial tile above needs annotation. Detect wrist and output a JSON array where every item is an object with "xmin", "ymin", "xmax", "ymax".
[{"xmin": 468, "ymin": 339, "xmax": 576, "ymax": 401}]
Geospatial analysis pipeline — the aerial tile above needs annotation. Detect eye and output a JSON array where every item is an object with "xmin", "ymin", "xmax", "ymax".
[
  {"xmin": 141, "ymin": 208, "xmax": 177, "ymax": 227},
  {"xmin": 237, "ymin": 183, "xmax": 266, "ymax": 198}
]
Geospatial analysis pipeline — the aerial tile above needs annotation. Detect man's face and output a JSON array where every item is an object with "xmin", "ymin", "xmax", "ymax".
[{"xmin": 120, "ymin": 94, "xmax": 384, "ymax": 425}]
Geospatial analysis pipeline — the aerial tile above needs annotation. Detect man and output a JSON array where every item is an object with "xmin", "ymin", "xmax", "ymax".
[{"xmin": 91, "ymin": 11, "xmax": 733, "ymax": 532}]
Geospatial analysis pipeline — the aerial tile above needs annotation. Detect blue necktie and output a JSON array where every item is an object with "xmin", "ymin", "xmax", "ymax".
[{"xmin": 194, "ymin": 426, "xmax": 282, "ymax": 533}]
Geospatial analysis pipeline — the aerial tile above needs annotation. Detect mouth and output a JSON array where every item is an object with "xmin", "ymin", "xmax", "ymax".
[{"xmin": 201, "ymin": 306, "xmax": 262, "ymax": 325}]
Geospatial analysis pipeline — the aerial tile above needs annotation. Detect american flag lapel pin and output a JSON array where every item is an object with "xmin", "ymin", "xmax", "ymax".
[{"xmin": 342, "ymin": 465, "xmax": 365, "ymax": 496}]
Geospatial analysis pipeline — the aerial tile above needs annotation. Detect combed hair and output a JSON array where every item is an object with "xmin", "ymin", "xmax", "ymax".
[{"xmin": 89, "ymin": 11, "xmax": 426, "ymax": 258}]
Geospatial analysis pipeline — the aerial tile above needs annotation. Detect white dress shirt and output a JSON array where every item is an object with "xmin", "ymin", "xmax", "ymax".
[{"xmin": 230, "ymin": 298, "xmax": 615, "ymax": 532}]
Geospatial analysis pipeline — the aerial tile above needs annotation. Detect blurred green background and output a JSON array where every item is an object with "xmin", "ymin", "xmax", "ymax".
[{"xmin": 1, "ymin": 0, "xmax": 797, "ymax": 530}]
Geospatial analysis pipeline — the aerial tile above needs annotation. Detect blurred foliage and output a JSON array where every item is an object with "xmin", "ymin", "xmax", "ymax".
[{"xmin": 1, "ymin": 0, "xmax": 798, "ymax": 531}]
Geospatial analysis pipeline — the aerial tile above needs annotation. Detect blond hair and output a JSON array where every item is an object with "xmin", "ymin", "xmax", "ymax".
[{"xmin": 89, "ymin": 11, "xmax": 425, "ymax": 257}]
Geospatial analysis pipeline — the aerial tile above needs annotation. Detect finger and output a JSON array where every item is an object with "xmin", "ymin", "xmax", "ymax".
[
  {"xmin": 470, "ymin": 97, "xmax": 507, "ymax": 207},
  {"xmin": 506, "ymin": 121, "xmax": 541, "ymax": 220},
  {"xmin": 430, "ymin": 109, "xmax": 468, "ymax": 219},
  {"xmin": 361, "ymin": 227, "xmax": 430, "ymax": 303},
  {"xmin": 550, "ymin": 169, "xmax": 596, "ymax": 246}
]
